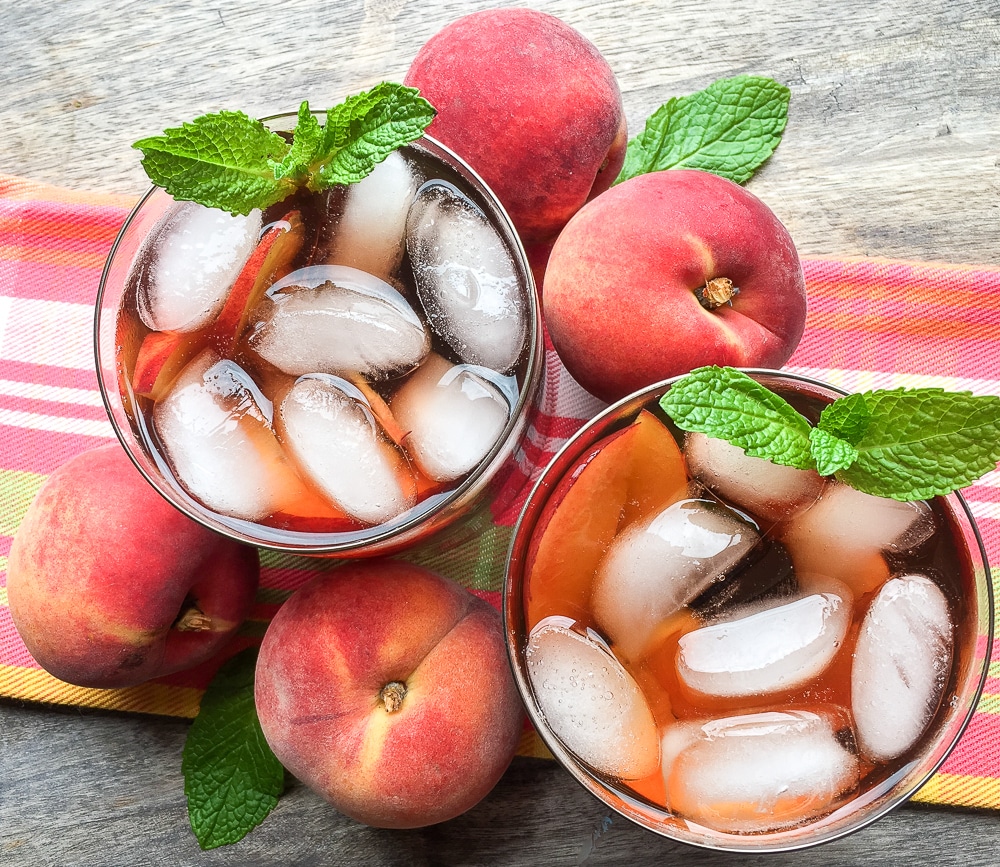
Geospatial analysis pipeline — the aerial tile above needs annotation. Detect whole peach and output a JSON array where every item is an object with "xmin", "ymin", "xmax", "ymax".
[
  {"xmin": 254, "ymin": 559, "xmax": 524, "ymax": 828},
  {"xmin": 404, "ymin": 8, "xmax": 626, "ymax": 247},
  {"xmin": 543, "ymin": 169, "xmax": 807, "ymax": 403},
  {"xmin": 6, "ymin": 443, "xmax": 259, "ymax": 688}
]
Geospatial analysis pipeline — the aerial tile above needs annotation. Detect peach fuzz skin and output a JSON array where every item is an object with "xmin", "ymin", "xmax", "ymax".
[
  {"xmin": 6, "ymin": 443, "xmax": 259, "ymax": 688},
  {"xmin": 543, "ymin": 169, "xmax": 808, "ymax": 403},
  {"xmin": 254, "ymin": 559, "xmax": 524, "ymax": 829},
  {"xmin": 404, "ymin": 8, "xmax": 627, "ymax": 248}
]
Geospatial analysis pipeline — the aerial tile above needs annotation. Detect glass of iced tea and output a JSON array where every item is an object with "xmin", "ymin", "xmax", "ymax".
[
  {"xmin": 503, "ymin": 369, "xmax": 992, "ymax": 851},
  {"xmin": 96, "ymin": 112, "xmax": 542, "ymax": 556}
]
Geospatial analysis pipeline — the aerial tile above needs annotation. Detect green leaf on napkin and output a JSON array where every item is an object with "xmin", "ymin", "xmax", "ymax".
[
  {"xmin": 134, "ymin": 83, "xmax": 436, "ymax": 215},
  {"xmin": 616, "ymin": 75, "xmax": 790, "ymax": 185},
  {"xmin": 182, "ymin": 647, "xmax": 284, "ymax": 850},
  {"xmin": 659, "ymin": 366, "xmax": 1000, "ymax": 500}
]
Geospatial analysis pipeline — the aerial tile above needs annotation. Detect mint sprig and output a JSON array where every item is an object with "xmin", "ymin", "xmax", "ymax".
[
  {"xmin": 660, "ymin": 366, "xmax": 1000, "ymax": 501},
  {"xmin": 133, "ymin": 83, "xmax": 436, "ymax": 215},
  {"xmin": 182, "ymin": 647, "xmax": 285, "ymax": 850},
  {"xmin": 616, "ymin": 75, "xmax": 790, "ymax": 186}
]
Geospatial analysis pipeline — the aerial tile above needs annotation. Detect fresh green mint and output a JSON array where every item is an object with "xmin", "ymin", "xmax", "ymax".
[
  {"xmin": 660, "ymin": 366, "xmax": 1000, "ymax": 501},
  {"xmin": 182, "ymin": 647, "xmax": 285, "ymax": 850},
  {"xmin": 616, "ymin": 75, "xmax": 790, "ymax": 186},
  {"xmin": 133, "ymin": 83, "xmax": 436, "ymax": 215}
]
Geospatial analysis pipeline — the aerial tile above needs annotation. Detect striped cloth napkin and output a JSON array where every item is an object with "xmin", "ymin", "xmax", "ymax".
[{"xmin": 1, "ymin": 174, "xmax": 998, "ymax": 811}]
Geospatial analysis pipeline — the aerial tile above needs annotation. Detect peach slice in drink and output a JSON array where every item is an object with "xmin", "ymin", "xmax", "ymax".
[
  {"xmin": 525, "ymin": 410, "xmax": 688, "ymax": 628},
  {"xmin": 131, "ymin": 329, "xmax": 208, "ymax": 400},
  {"xmin": 210, "ymin": 210, "xmax": 304, "ymax": 353},
  {"xmin": 620, "ymin": 409, "xmax": 690, "ymax": 529}
]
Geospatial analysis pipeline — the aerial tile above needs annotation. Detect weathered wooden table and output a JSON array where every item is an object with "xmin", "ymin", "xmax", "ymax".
[{"xmin": 2, "ymin": 1, "xmax": 999, "ymax": 864}]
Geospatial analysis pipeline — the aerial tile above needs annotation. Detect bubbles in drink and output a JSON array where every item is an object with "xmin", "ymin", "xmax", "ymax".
[
  {"xmin": 137, "ymin": 202, "xmax": 262, "ymax": 333},
  {"xmin": 591, "ymin": 498, "xmax": 761, "ymax": 660},
  {"xmin": 153, "ymin": 349, "xmax": 307, "ymax": 521},
  {"xmin": 662, "ymin": 710, "xmax": 859, "ymax": 833},
  {"xmin": 246, "ymin": 265, "xmax": 430, "ymax": 379},
  {"xmin": 518, "ymin": 390, "xmax": 964, "ymax": 837},
  {"xmin": 526, "ymin": 616, "xmax": 660, "ymax": 781},
  {"xmin": 391, "ymin": 352, "xmax": 513, "ymax": 482},
  {"xmin": 406, "ymin": 180, "xmax": 528, "ymax": 373},
  {"xmin": 851, "ymin": 573, "xmax": 953, "ymax": 762}
]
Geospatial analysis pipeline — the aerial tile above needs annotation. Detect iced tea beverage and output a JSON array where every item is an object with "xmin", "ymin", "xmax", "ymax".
[
  {"xmin": 97, "ymin": 123, "xmax": 541, "ymax": 555},
  {"xmin": 504, "ymin": 371, "xmax": 991, "ymax": 851}
]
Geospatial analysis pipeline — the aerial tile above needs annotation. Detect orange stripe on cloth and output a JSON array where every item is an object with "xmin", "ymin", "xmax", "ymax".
[
  {"xmin": 0, "ymin": 174, "xmax": 137, "ymax": 209},
  {"xmin": 0, "ymin": 242, "xmax": 116, "ymax": 271}
]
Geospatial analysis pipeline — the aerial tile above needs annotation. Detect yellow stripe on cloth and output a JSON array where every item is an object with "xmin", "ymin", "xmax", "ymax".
[
  {"xmin": 913, "ymin": 772, "xmax": 1000, "ymax": 810},
  {"xmin": 0, "ymin": 664, "xmax": 203, "ymax": 717},
  {"xmin": 517, "ymin": 729, "xmax": 554, "ymax": 760}
]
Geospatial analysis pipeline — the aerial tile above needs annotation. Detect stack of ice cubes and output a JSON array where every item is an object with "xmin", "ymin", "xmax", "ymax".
[
  {"xmin": 525, "ymin": 423, "xmax": 956, "ymax": 834},
  {"xmin": 135, "ymin": 149, "xmax": 530, "ymax": 527}
]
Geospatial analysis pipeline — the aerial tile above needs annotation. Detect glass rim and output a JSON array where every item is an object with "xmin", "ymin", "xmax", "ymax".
[
  {"xmin": 502, "ymin": 366, "xmax": 994, "ymax": 853},
  {"xmin": 94, "ymin": 127, "xmax": 543, "ymax": 555}
]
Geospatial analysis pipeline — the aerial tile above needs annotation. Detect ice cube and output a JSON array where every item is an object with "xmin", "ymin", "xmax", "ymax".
[
  {"xmin": 138, "ymin": 201, "xmax": 262, "ymax": 333},
  {"xmin": 153, "ymin": 349, "xmax": 306, "ymax": 521},
  {"xmin": 246, "ymin": 264, "xmax": 430, "ymax": 379},
  {"xmin": 663, "ymin": 709, "xmax": 859, "ymax": 832},
  {"xmin": 324, "ymin": 150, "xmax": 417, "ymax": 281},
  {"xmin": 685, "ymin": 432, "xmax": 825, "ymax": 524},
  {"xmin": 406, "ymin": 180, "xmax": 527, "ymax": 373},
  {"xmin": 780, "ymin": 482, "xmax": 936, "ymax": 596},
  {"xmin": 676, "ymin": 582, "xmax": 852, "ymax": 698},
  {"xmin": 391, "ymin": 352, "xmax": 513, "ymax": 482},
  {"xmin": 851, "ymin": 573, "xmax": 953, "ymax": 762},
  {"xmin": 525, "ymin": 616, "xmax": 660, "ymax": 780},
  {"xmin": 276, "ymin": 374, "xmax": 415, "ymax": 525},
  {"xmin": 591, "ymin": 499, "xmax": 761, "ymax": 661}
]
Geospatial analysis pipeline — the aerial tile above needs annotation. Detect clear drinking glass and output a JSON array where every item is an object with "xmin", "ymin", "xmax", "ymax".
[
  {"xmin": 96, "ymin": 114, "xmax": 542, "ymax": 557},
  {"xmin": 503, "ymin": 369, "xmax": 992, "ymax": 852}
]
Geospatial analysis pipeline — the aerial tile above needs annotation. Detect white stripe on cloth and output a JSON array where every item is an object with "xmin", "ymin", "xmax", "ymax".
[{"xmin": 0, "ymin": 296, "xmax": 97, "ymax": 371}]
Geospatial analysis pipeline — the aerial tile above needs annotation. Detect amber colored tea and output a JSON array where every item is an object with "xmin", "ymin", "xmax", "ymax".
[
  {"xmin": 512, "ymin": 377, "xmax": 980, "ymax": 840},
  {"xmin": 109, "ymin": 139, "xmax": 535, "ymax": 550}
]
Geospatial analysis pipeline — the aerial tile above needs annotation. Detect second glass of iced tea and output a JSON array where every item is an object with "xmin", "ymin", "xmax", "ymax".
[
  {"xmin": 96, "ymin": 113, "xmax": 542, "ymax": 556},
  {"xmin": 504, "ymin": 369, "xmax": 992, "ymax": 851}
]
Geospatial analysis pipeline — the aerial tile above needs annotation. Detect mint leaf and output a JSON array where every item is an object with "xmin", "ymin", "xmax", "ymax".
[
  {"xmin": 272, "ymin": 100, "xmax": 324, "ymax": 182},
  {"xmin": 616, "ymin": 75, "xmax": 790, "ymax": 185},
  {"xmin": 809, "ymin": 427, "xmax": 858, "ymax": 476},
  {"xmin": 133, "ymin": 111, "xmax": 295, "ymax": 215},
  {"xmin": 835, "ymin": 388, "xmax": 1000, "ymax": 500},
  {"xmin": 659, "ymin": 366, "xmax": 814, "ymax": 469},
  {"xmin": 816, "ymin": 392, "xmax": 872, "ymax": 444},
  {"xmin": 182, "ymin": 647, "xmax": 284, "ymax": 850},
  {"xmin": 311, "ymin": 82, "xmax": 436, "ymax": 188}
]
